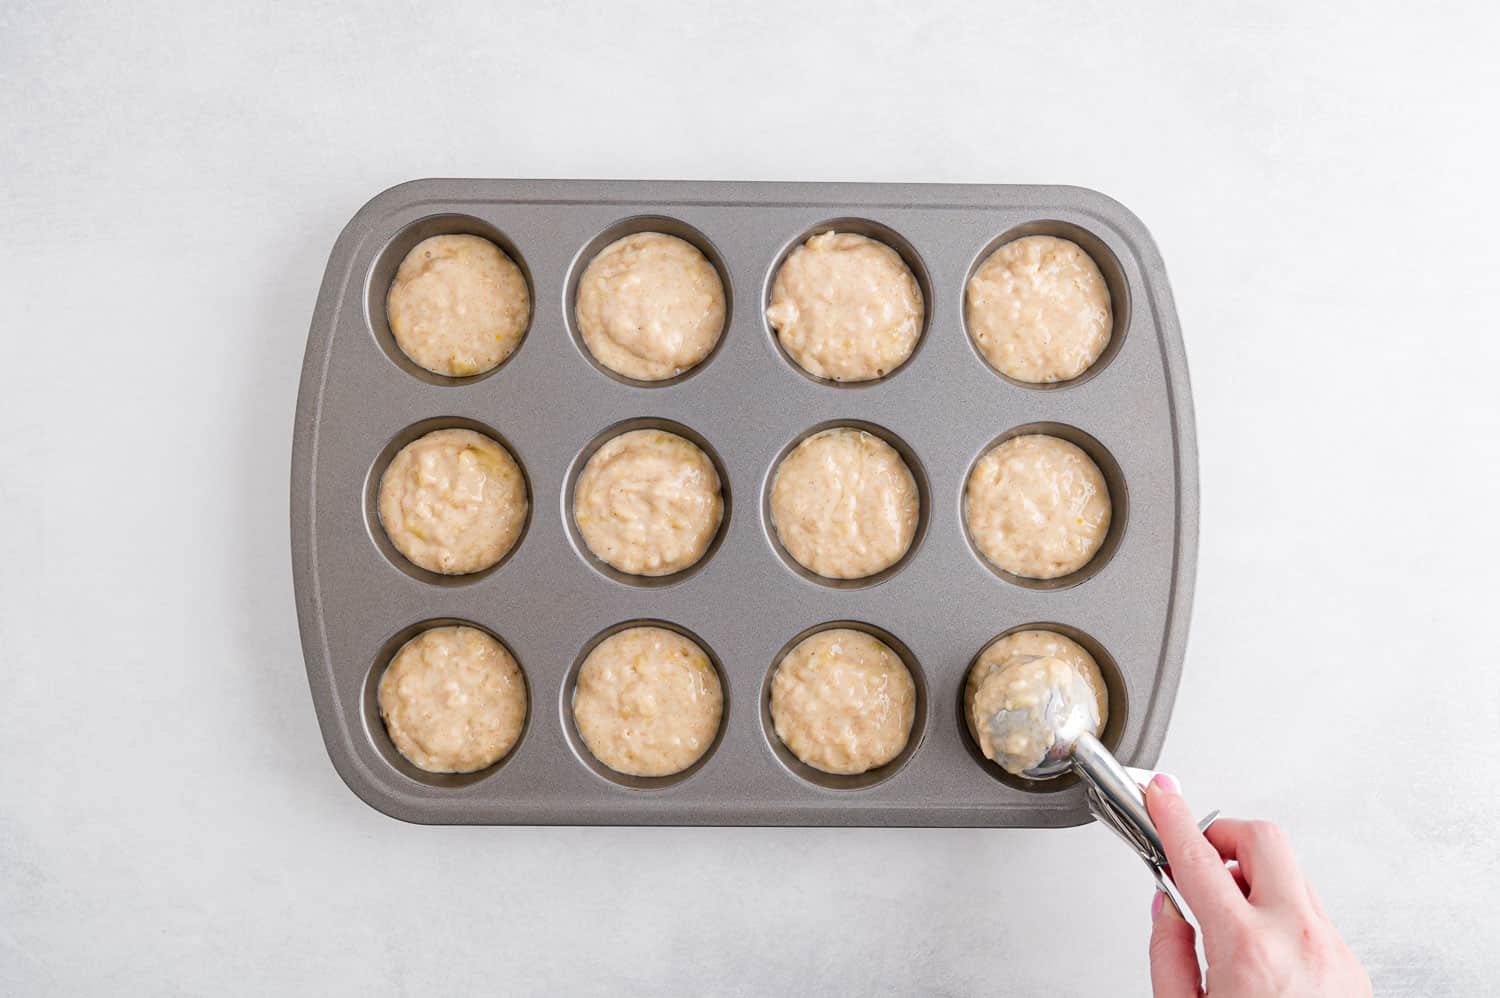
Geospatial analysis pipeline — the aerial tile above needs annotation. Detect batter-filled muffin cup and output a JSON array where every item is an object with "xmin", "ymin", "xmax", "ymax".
[
  {"xmin": 386, "ymin": 233, "xmax": 530, "ymax": 377},
  {"xmin": 572, "ymin": 428, "xmax": 724, "ymax": 577},
  {"xmin": 964, "ymin": 629, "xmax": 1108, "ymax": 775},
  {"xmin": 966, "ymin": 235, "xmax": 1112, "ymax": 384},
  {"xmin": 766, "ymin": 231, "xmax": 924, "ymax": 382},
  {"xmin": 378, "ymin": 625, "xmax": 528, "ymax": 774},
  {"xmin": 571, "ymin": 625, "xmax": 724, "ymax": 778},
  {"xmin": 769, "ymin": 627, "xmax": 917, "ymax": 776},
  {"xmin": 575, "ymin": 231, "xmax": 726, "ymax": 381},
  {"xmin": 965, "ymin": 434, "xmax": 1110, "ymax": 580},
  {"xmin": 378, "ymin": 427, "xmax": 528, "ymax": 576},
  {"xmin": 769, "ymin": 427, "xmax": 920, "ymax": 581}
]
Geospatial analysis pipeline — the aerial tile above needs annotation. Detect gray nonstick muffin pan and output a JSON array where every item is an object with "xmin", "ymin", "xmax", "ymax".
[{"xmin": 291, "ymin": 179, "xmax": 1197, "ymax": 827}]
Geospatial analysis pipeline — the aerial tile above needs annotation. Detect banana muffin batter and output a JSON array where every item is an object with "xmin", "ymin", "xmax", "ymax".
[
  {"xmin": 769, "ymin": 428, "xmax": 919, "ymax": 580},
  {"xmin": 770, "ymin": 628, "xmax": 917, "ymax": 776},
  {"xmin": 965, "ymin": 629, "xmax": 1108, "ymax": 775},
  {"xmin": 573, "ymin": 428, "xmax": 724, "ymax": 577},
  {"xmin": 386, "ymin": 234, "xmax": 530, "ymax": 377},
  {"xmin": 378, "ymin": 427, "xmax": 528, "ymax": 575},
  {"xmin": 966, "ymin": 235, "xmax": 1112, "ymax": 384},
  {"xmin": 575, "ymin": 232, "xmax": 726, "ymax": 381},
  {"xmin": 572, "ymin": 625, "xmax": 724, "ymax": 778},
  {"xmin": 766, "ymin": 231, "xmax": 924, "ymax": 382},
  {"xmin": 378, "ymin": 625, "xmax": 528, "ymax": 773},
  {"xmin": 965, "ymin": 434, "xmax": 1110, "ymax": 580}
]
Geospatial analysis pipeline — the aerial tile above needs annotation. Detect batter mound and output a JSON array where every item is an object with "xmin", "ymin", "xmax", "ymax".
[
  {"xmin": 572, "ymin": 626, "xmax": 724, "ymax": 778},
  {"xmin": 575, "ymin": 232, "xmax": 726, "ymax": 381},
  {"xmin": 378, "ymin": 625, "xmax": 527, "ymax": 774},
  {"xmin": 965, "ymin": 630, "xmax": 1108, "ymax": 774},
  {"xmin": 965, "ymin": 434, "xmax": 1110, "ymax": 579},
  {"xmin": 378, "ymin": 427, "xmax": 528, "ymax": 575},
  {"xmin": 765, "ymin": 231, "xmax": 923, "ymax": 382},
  {"xmin": 966, "ymin": 235, "xmax": 1112, "ymax": 384},
  {"xmin": 573, "ymin": 428, "xmax": 724, "ymax": 577},
  {"xmin": 386, "ymin": 234, "xmax": 530, "ymax": 377},
  {"xmin": 770, "ymin": 628, "xmax": 917, "ymax": 776},
  {"xmin": 769, "ymin": 428, "xmax": 919, "ymax": 580}
]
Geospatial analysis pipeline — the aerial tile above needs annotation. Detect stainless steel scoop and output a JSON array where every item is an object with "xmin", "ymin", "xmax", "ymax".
[{"xmin": 987, "ymin": 666, "xmax": 1218, "ymax": 918}]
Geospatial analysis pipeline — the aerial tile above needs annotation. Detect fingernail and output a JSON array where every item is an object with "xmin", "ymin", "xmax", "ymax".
[
  {"xmin": 1151, "ymin": 773, "xmax": 1181, "ymax": 795},
  {"xmin": 1151, "ymin": 891, "xmax": 1165, "ymax": 921}
]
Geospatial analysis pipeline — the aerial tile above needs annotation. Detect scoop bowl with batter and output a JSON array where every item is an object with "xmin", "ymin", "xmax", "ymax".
[{"xmin": 965, "ymin": 628, "xmax": 1109, "ymax": 775}]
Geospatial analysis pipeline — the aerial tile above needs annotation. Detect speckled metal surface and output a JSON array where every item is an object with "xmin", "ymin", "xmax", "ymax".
[{"xmin": 290, "ymin": 179, "xmax": 1197, "ymax": 826}]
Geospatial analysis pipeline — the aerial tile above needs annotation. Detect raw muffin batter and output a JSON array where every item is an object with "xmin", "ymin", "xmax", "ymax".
[
  {"xmin": 965, "ymin": 629, "xmax": 1108, "ymax": 775},
  {"xmin": 378, "ymin": 427, "xmax": 528, "ymax": 575},
  {"xmin": 965, "ymin": 434, "xmax": 1110, "ymax": 579},
  {"xmin": 965, "ymin": 235, "xmax": 1112, "ymax": 383},
  {"xmin": 575, "ymin": 232, "xmax": 726, "ymax": 381},
  {"xmin": 573, "ymin": 428, "xmax": 723, "ymax": 577},
  {"xmin": 765, "ymin": 231, "xmax": 924, "ymax": 382},
  {"xmin": 386, "ymin": 234, "xmax": 530, "ymax": 377},
  {"xmin": 378, "ymin": 625, "xmax": 527, "ymax": 773},
  {"xmin": 770, "ymin": 628, "xmax": 917, "ymax": 775},
  {"xmin": 572, "ymin": 626, "xmax": 724, "ymax": 778},
  {"xmin": 769, "ymin": 428, "xmax": 919, "ymax": 580}
]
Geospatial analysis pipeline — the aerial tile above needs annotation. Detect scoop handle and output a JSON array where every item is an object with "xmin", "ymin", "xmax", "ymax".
[
  {"xmin": 1072, "ymin": 731, "xmax": 1167, "ymax": 864},
  {"xmin": 1072, "ymin": 734, "xmax": 1221, "ymax": 922}
]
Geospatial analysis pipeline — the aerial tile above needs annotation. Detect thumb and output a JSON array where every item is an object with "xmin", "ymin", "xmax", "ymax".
[{"xmin": 1148, "ymin": 891, "xmax": 1203, "ymax": 997}]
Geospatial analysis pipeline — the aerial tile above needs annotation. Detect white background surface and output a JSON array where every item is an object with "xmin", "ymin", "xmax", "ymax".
[{"xmin": 3, "ymin": 2, "xmax": 1498, "ymax": 994}]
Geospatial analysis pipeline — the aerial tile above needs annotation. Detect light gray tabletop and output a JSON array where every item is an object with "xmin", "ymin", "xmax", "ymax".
[{"xmin": 2, "ymin": 2, "xmax": 1496, "ymax": 995}]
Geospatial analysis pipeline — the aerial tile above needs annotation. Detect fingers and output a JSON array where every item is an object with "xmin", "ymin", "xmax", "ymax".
[
  {"xmin": 1227, "ymin": 862, "xmax": 1249, "ymax": 898},
  {"xmin": 1145, "ymin": 775, "xmax": 1247, "ymax": 921},
  {"xmin": 1148, "ymin": 891, "xmax": 1203, "ymax": 997},
  {"xmin": 1204, "ymin": 818, "xmax": 1307, "ymax": 910}
]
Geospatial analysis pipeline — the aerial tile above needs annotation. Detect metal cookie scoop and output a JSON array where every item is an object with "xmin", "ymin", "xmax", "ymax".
[{"xmin": 986, "ymin": 661, "xmax": 1218, "ymax": 918}]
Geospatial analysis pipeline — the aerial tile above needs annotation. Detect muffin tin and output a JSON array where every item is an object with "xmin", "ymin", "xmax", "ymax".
[{"xmin": 291, "ymin": 179, "xmax": 1197, "ymax": 826}]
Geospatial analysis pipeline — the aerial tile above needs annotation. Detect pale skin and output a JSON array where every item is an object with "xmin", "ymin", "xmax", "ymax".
[{"xmin": 1145, "ymin": 775, "xmax": 1371, "ymax": 997}]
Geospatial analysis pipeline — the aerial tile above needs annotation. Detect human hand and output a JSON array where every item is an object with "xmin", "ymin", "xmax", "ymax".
[{"xmin": 1145, "ymin": 774, "xmax": 1371, "ymax": 997}]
